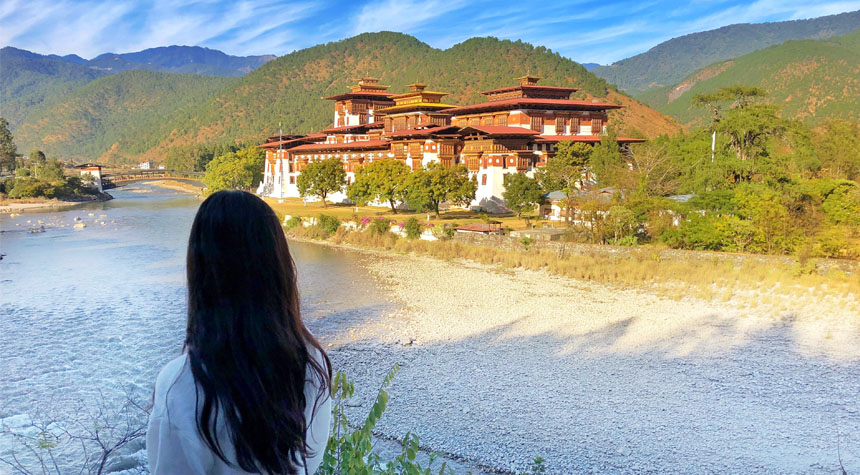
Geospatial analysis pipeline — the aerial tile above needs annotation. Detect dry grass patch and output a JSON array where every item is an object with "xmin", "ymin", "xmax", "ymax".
[{"xmin": 297, "ymin": 229, "xmax": 860, "ymax": 317}]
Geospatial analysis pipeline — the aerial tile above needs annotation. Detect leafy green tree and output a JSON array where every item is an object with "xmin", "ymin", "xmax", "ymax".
[
  {"xmin": 29, "ymin": 149, "xmax": 47, "ymax": 166},
  {"xmin": 692, "ymin": 86, "xmax": 768, "ymax": 128},
  {"xmin": 813, "ymin": 119, "xmax": 860, "ymax": 180},
  {"xmin": 590, "ymin": 129, "xmax": 625, "ymax": 187},
  {"xmin": 405, "ymin": 163, "xmax": 476, "ymax": 217},
  {"xmin": 203, "ymin": 146, "xmax": 265, "ymax": 194},
  {"xmin": 297, "ymin": 158, "xmax": 346, "ymax": 207},
  {"xmin": 34, "ymin": 158, "xmax": 65, "ymax": 182},
  {"xmin": 718, "ymin": 104, "xmax": 786, "ymax": 162},
  {"xmin": 502, "ymin": 173, "xmax": 543, "ymax": 218},
  {"xmin": 347, "ymin": 159, "xmax": 411, "ymax": 213},
  {"xmin": 0, "ymin": 117, "xmax": 17, "ymax": 173},
  {"xmin": 536, "ymin": 141, "xmax": 591, "ymax": 192}
]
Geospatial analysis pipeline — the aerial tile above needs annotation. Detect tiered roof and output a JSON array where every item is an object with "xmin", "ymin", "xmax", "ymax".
[
  {"xmin": 324, "ymin": 77, "xmax": 396, "ymax": 101},
  {"xmin": 378, "ymin": 82, "xmax": 457, "ymax": 114}
]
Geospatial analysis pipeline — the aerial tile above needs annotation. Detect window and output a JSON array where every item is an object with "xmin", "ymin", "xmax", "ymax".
[
  {"xmin": 481, "ymin": 116, "xmax": 493, "ymax": 126},
  {"xmin": 481, "ymin": 174, "xmax": 487, "ymax": 185},
  {"xmin": 496, "ymin": 115, "xmax": 507, "ymax": 126},
  {"xmin": 289, "ymin": 176, "xmax": 295, "ymax": 184},
  {"xmin": 571, "ymin": 117, "xmax": 581, "ymax": 134},
  {"xmin": 555, "ymin": 117, "xmax": 565, "ymax": 134},
  {"xmin": 591, "ymin": 118, "xmax": 603, "ymax": 135},
  {"xmin": 530, "ymin": 115, "xmax": 543, "ymax": 132},
  {"xmin": 469, "ymin": 117, "xmax": 480, "ymax": 127}
]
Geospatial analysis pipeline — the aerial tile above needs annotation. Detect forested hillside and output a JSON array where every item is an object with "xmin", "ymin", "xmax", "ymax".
[
  {"xmin": 156, "ymin": 32, "xmax": 678, "ymax": 156},
  {"xmin": 637, "ymin": 30, "xmax": 860, "ymax": 127},
  {"xmin": 85, "ymin": 46, "xmax": 275, "ymax": 76},
  {"xmin": 593, "ymin": 9, "xmax": 860, "ymax": 94},
  {"xmin": 12, "ymin": 70, "xmax": 230, "ymax": 164},
  {"xmin": 11, "ymin": 32, "xmax": 680, "ymax": 164},
  {"xmin": 0, "ymin": 47, "xmax": 107, "ymax": 127}
]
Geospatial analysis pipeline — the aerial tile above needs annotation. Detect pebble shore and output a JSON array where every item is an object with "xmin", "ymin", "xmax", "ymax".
[{"xmin": 313, "ymin": 246, "xmax": 860, "ymax": 474}]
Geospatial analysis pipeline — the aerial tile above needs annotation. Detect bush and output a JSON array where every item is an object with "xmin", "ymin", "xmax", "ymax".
[
  {"xmin": 319, "ymin": 366, "xmax": 454, "ymax": 474},
  {"xmin": 520, "ymin": 236, "xmax": 535, "ymax": 250},
  {"xmin": 7, "ymin": 177, "xmax": 48, "ymax": 198},
  {"xmin": 609, "ymin": 235, "xmax": 639, "ymax": 246},
  {"xmin": 404, "ymin": 217, "xmax": 422, "ymax": 239},
  {"xmin": 284, "ymin": 216, "xmax": 303, "ymax": 229},
  {"xmin": 369, "ymin": 218, "xmax": 391, "ymax": 236},
  {"xmin": 431, "ymin": 224, "xmax": 455, "ymax": 241},
  {"xmin": 318, "ymin": 214, "xmax": 341, "ymax": 234}
]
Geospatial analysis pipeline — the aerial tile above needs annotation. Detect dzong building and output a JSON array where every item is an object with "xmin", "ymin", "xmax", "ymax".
[{"xmin": 258, "ymin": 75, "xmax": 644, "ymax": 211}]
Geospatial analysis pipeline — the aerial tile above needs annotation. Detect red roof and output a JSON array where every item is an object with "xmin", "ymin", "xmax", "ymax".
[
  {"xmin": 481, "ymin": 85, "xmax": 578, "ymax": 96},
  {"xmin": 320, "ymin": 122, "xmax": 384, "ymax": 134},
  {"xmin": 290, "ymin": 139, "xmax": 391, "ymax": 152},
  {"xmin": 534, "ymin": 135, "xmax": 647, "ymax": 144},
  {"xmin": 259, "ymin": 136, "xmax": 321, "ymax": 149},
  {"xmin": 447, "ymin": 98, "xmax": 622, "ymax": 115},
  {"xmin": 387, "ymin": 125, "xmax": 459, "ymax": 137},
  {"xmin": 460, "ymin": 126, "xmax": 539, "ymax": 136},
  {"xmin": 323, "ymin": 91, "xmax": 397, "ymax": 101}
]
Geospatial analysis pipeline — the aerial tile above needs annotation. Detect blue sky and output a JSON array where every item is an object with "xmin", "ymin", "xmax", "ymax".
[{"xmin": 2, "ymin": 0, "xmax": 859, "ymax": 64}]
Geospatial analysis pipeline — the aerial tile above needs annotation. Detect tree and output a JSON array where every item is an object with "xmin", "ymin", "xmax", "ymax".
[
  {"xmin": 536, "ymin": 141, "xmax": 591, "ymax": 192},
  {"xmin": 813, "ymin": 119, "xmax": 860, "ymax": 180},
  {"xmin": 692, "ymin": 85, "xmax": 767, "ymax": 124},
  {"xmin": 0, "ymin": 118, "xmax": 17, "ymax": 174},
  {"xmin": 34, "ymin": 158, "xmax": 65, "ymax": 182},
  {"xmin": 29, "ymin": 149, "xmax": 47, "ymax": 166},
  {"xmin": 347, "ymin": 159, "xmax": 411, "ymax": 213},
  {"xmin": 502, "ymin": 173, "xmax": 543, "ymax": 218},
  {"xmin": 405, "ymin": 163, "xmax": 476, "ymax": 217},
  {"xmin": 718, "ymin": 104, "xmax": 786, "ymax": 163},
  {"xmin": 297, "ymin": 158, "xmax": 346, "ymax": 207},
  {"xmin": 203, "ymin": 146, "xmax": 265, "ymax": 194},
  {"xmin": 590, "ymin": 129, "xmax": 624, "ymax": 186},
  {"xmin": 622, "ymin": 142, "xmax": 680, "ymax": 196}
]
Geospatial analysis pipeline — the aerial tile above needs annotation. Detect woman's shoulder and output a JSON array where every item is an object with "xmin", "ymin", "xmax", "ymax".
[{"xmin": 152, "ymin": 354, "xmax": 197, "ymax": 421}]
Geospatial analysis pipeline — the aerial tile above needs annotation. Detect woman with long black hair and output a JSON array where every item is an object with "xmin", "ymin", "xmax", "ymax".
[{"xmin": 147, "ymin": 190, "xmax": 332, "ymax": 474}]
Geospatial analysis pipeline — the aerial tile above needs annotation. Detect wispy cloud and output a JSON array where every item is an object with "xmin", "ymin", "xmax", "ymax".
[
  {"xmin": 350, "ymin": 0, "xmax": 469, "ymax": 36},
  {"xmin": 1, "ymin": 0, "xmax": 858, "ymax": 63}
]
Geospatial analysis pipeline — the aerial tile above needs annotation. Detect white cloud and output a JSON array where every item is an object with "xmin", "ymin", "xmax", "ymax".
[{"xmin": 350, "ymin": 0, "xmax": 469, "ymax": 35}]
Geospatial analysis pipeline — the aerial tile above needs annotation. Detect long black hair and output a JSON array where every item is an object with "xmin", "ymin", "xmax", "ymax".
[{"xmin": 185, "ymin": 190, "xmax": 331, "ymax": 474}]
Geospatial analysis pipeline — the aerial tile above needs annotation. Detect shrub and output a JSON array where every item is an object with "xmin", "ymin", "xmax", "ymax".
[
  {"xmin": 369, "ymin": 218, "xmax": 391, "ymax": 236},
  {"xmin": 284, "ymin": 216, "xmax": 303, "ymax": 229},
  {"xmin": 431, "ymin": 224, "xmax": 454, "ymax": 241},
  {"xmin": 319, "ymin": 366, "xmax": 454, "ymax": 474},
  {"xmin": 7, "ymin": 177, "xmax": 48, "ymax": 198},
  {"xmin": 520, "ymin": 236, "xmax": 535, "ymax": 250},
  {"xmin": 609, "ymin": 235, "xmax": 639, "ymax": 246},
  {"xmin": 318, "ymin": 214, "xmax": 341, "ymax": 234},
  {"xmin": 404, "ymin": 217, "xmax": 422, "ymax": 239}
]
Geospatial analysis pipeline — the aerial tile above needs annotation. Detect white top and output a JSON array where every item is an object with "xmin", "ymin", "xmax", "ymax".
[{"xmin": 147, "ymin": 352, "xmax": 331, "ymax": 474}]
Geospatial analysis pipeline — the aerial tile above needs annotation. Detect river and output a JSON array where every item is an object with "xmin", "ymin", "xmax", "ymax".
[{"xmin": 0, "ymin": 183, "xmax": 392, "ymax": 473}]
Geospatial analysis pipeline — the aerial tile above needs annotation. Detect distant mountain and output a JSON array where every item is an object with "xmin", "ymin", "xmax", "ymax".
[
  {"xmin": 582, "ymin": 63, "xmax": 602, "ymax": 71},
  {"xmin": 593, "ymin": 10, "xmax": 860, "ymax": 94},
  {"xmin": 637, "ymin": 29, "xmax": 860, "ymax": 127},
  {"xmin": 10, "ymin": 33, "xmax": 680, "ymax": 164},
  {"xmin": 82, "ymin": 45, "xmax": 276, "ymax": 77},
  {"xmin": 50, "ymin": 54, "xmax": 87, "ymax": 64},
  {"xmin": 12, "ymin": 70, "xmax": 230, "ymax": 164},
  {"xmin": 152, "ymin": 32, "xmax": 679, "ymax": 159},
  {"xmin": 0, "ymin": 47, "xmax": 108, "ymax": 127}
]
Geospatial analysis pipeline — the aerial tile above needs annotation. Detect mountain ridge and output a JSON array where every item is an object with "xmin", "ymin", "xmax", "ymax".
[
  {"xmin": 8, "ymin": 32, "xmax": 680, "ymax": 164},
  {"xmin": 593, "ymin": 9, "xmax": 860, "ymax": 94},
  {"xmin": 636, "ymin": 29, "xmax": 860, "ymax": 126}
]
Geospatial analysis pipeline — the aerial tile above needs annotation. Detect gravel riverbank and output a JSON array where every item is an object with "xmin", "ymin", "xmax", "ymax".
[{"xmin": 308, "ymin": 244, "xmax": 860, "ymax": 474}]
